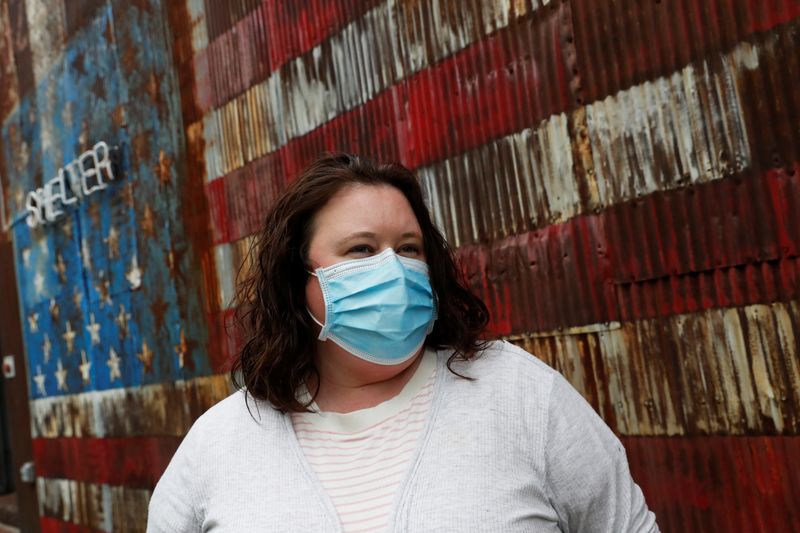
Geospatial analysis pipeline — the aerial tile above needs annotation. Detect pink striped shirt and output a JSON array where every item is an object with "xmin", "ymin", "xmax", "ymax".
[{"xmin": 290, "ymin": 350, "xmax": 437, "ymax": 533}]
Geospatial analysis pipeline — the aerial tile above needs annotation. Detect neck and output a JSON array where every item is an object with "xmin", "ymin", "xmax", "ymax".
[{"xmin": 309, "ymin": 344, "xmax": 425, "ymax": 413}]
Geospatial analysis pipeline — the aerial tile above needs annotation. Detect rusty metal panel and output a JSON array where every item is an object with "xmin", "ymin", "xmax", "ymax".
[
  {"xmin": 734, "ymin": 19, "xmax": 800, "ymax": 173},
  {"xmin": 37, "ymin": 476, "xmax": 150, "ymax": 531},
  {"xmin": 2, "ymin": 0, "xmax": 798, "ymax": 530},
  {"xmin": 0, "ymin": 1, "xmax": 219, "ymax": 530},
  {"xmin": 419, "ymin": 113, "xmax": 576, "ymax": 247},
  {"xmin": 446, "ymin": 161, "xmax": 800, "ymax": 336},
  {"xmin": 606, "ymin": 164, "xmax": 800, "ymax": 284},
  {"xmin": 624, "ymin": 436, "xmax": 800, "ymax": 533},
  {"xmin": 24, "ymin": 0, "xmax": 67, "ymax": 85},
  {"xmin": 0, "ymin": 0, "xmax": 19, "ymax": 122},
  {"xmin": 202, "ymin": 0, "xmax": 259, "ymax": 43},
  {"xmin": 30, "ymin": 375, "xmax": 230, "ymax": 439},
  {"xmin": 571, "ymin": 0, "xmax": 800, "ymax": 105},
  {"xmin": 512, "ymin": 299, "xmax": 800, "ymax": 436}
]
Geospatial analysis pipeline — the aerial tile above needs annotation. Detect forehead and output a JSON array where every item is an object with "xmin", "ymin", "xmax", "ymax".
[
  {"xmin": 315, "ymin": 184, "xmax": 417, "ymax": 224},
  {"xmin": 311, "ymin": 184, "xmax": 421, "ymax": 233}
]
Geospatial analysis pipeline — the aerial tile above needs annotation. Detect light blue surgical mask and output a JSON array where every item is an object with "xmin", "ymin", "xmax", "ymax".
[{"xmin": 307, "ymin": 248, "xmax": 437, "ymax": 365}]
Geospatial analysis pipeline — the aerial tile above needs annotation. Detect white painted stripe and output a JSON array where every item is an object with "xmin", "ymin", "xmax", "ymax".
[
  {"xmin": 187, "ymin": 0, "xmax": 209, "ymax": 52},
  {"xmin": 419, "ymin": 113, "xmax": 575, "ymax": 247},
  {"xmin": 586, "ymin": 40, "xmax": 756, "ymax": 208},
  {"xmin": 213, "ymin": 242, "xmax": 235, "ymax": 309},
  {"xmin": 203, "ymin": 112, "xmax": 223, "ymax": 182},
  {"xmin": 25, "ymin": 0, "xmax": 67, "ymax": 86},
  {"xmin": 511, "ymin": 299, "xmax": 800, "ymax": 437},
  {"xmin": 37, "ymin": 476, "xmax": 150, "ymax": 532},
  {"xmin": 30, "ymin": 374, "xmax": 231, "ymax": 438}
]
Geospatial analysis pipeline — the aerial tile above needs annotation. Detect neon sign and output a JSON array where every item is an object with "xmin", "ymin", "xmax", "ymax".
[{"xmin": 25, "ymin": 141, "xmax": 117, "ymax": 228}]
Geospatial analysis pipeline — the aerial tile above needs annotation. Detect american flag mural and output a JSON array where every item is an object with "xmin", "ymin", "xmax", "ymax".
[{"xmin": 0, "ymin": 0, "xmax": 798, "ymax": 531}]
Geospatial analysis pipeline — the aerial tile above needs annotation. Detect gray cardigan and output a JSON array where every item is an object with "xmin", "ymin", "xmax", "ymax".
[{"xmin": 147, "ymin": 341, "xmax": 658, "ymax": 532}]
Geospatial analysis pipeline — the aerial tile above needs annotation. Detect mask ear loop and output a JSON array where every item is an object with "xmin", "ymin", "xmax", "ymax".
[
  {"xmin": 305, "ymin": 269, "xmax": 326, "ymax": 329},
  {"xmin": 306, "ymin": 308, "xmax": 324, "ymax": 328}
]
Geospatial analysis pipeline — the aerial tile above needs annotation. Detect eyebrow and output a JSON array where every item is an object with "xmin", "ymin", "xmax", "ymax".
[{"xmin": 336, "ymin": 231, "xmax": 422, "ymax": 246}]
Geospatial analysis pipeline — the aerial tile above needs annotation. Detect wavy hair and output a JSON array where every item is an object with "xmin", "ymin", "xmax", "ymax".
[{"xmin": 231, "ymin": 153, "xmax": 489, "ymax": 412}]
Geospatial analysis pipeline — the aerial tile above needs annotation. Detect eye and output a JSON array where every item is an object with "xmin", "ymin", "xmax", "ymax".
[
  {"xmin": 397, "ymin": 243, "xmax": 422, "ymax": 256},
  {"xmin": 347, "ymin": 244, "xmax": 375, "ymax": 256}
]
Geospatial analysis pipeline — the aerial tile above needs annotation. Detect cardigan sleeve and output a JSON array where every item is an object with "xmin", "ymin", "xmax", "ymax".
[
  {"xmin": 147, "ymin": 425, "xmax": 204, "ymax": 532},
  {"xmin": 544, "ymin": 374, "xmax": 659, "ymax": 533}
]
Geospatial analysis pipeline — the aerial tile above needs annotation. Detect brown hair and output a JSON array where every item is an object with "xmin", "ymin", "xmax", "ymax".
[{"xmin": 231, "ymin": 153, "xmax": 489, "ymax": 412}]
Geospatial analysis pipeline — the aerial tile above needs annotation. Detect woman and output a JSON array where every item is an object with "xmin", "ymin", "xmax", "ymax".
[{"xmin": 148, "ymin": 154, "xmax": 657, "ymax": 532}]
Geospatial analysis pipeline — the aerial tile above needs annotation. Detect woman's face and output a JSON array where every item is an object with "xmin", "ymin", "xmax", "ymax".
[{"xmin": 304, "ymin": 184, "xmax": 426, "ymax": 374}]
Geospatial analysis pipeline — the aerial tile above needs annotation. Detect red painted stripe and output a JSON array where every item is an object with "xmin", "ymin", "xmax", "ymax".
[
  {"xmin": 40, "ymin": 516, "xmax": 105, "ymax": 533},
  {"xmin": 207, "ymin": 177, "xmax": 230, "ymax": 244},
  {"xmin": 457, "ymin": 164, "xmax": 800, "ymax": 336},
  {"xmin": 571, "ymin": 0, "xmax": 800, "ymax": 103},
  {"xmin": 623, "ymin": 435, "xmax": 800, "ymax": 533},
  {"xmin": 207, "ymin": 307, "xmax": 240, "ymax": 374},
  {"xmin": 40, "ymin": 516, "xmax": 102, "ymax": 533},
  {"xmin": 32, "ymin": 436, "xmax": 182, "ymax": 488}
]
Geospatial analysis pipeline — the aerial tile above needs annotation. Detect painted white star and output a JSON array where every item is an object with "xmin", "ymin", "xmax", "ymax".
[
  {"xmin": 86, "ymin": 313, "xmax": 101, "ymax": 345},
  {"xmin": 81, "ymin": 238, "xmax": 92, "ymax": 269},
  {"xmin": 175, "ymin": 328, "xmax": 189, "ymax": 368},
  {"xmin": 28, "ymin": 313, "xmax": 39, "ymax": 333},
  {"xmin": 38, "ymin": 237, "xmax": 48, "ymax": 255},
  {"xmin": 62, "ymin": 216, "xmax": 73, "ymax": 238},
  {"xmin": 115, "ymin": 305, "xmax": 130, "ymax": 339},
  {"xmin": 126, "ymin": 255, "xmax": 142, "ymax": 290},
  {"xmin": 55, "ymin": 359, "xmax": 68, "ymax": 391},
  {"xmin": 105, "ymin": 226, "xmax": 120, "ymax": 259},
  {"xmin": 137, "ymin": 340, "xmax": 154, "ymax": 373},
  {"xmin": 73, "ymin": 286, "xmax": 83, "ymax": 309},
  {"xmin": 33, "ymin": 366, "xmax": 46, "ymax": 396},
  {"xmin": 107, "ymin": 347, "xmax": 122, "ymax": 382},
  {"xmin": 54, "ymin": 253, "xmax": 67, "ymax": 282},
  {"xmin": 62, "ymin": 322, "xmax": 77, "ymax": 353},
  {"xmin": 22, "ymin": 248, "xmax": 31, "ymax": 267},
  {"xmin": 34, "ymin": 272, "xmax": 45, "ymax": 295},
  {"xmin": 49, "ymin": 298, "xmax": 60, "ymax": 323},
  {"xmin": 79, "ymin": 350, "xmax": 91, "ymax": 385},
  {"xmin": 42, "ymin": 334, "xmax": 52, "ymax": 363}
]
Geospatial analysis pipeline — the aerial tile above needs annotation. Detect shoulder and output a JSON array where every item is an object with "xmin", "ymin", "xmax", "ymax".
[
  {"xmin": 437, "ymin": 340, "xmax": 563, "ymax": 417},
  {"xmin": 187, "ymin": 389, "xmax": 285, "ymax": 444},
  {"xmin": 443, "ymin": 339, "xmax": 560, "ymax": 387}
]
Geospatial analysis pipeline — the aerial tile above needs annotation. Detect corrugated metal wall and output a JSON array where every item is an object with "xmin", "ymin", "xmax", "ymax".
[{"xmin": 0, "ymin": 0, "xmax": 797, "ymax": 531}]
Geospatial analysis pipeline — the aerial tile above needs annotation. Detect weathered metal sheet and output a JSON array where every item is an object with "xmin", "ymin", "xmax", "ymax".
[
  {"xmin": 6, "ymin": 0, "xmax": 34, "ymax": 98},
  {"xmin": 586, "ymin": 48, "xmax": 752, "ymax": 209},
  {"xmin": 37, "ymin": 477, "xmax": 150, "ymax": 532},
  {"xmin": 0, "ymin": 0, "xmax": 18, "ymax": 122},
  {"xmin": 202, "ymin": 0, "xmax": 259, "ymax": 43},
  {"xmin": 623, "ymin": 436, "xmax": 800, "ymax": 533},
  {"xmin": 606, "ymin": 164, "xmax": 800, "ymax": 284},
  {"xmin": 33, "ymin": 435, "xmax": 181, "ymax": 488},
  {"xmin": 198, "ymin": 0, "xmax": 556, "ymax": 195},
  {"xmin": 450, "ymin": 162, "xmax": 800, "ymax": 336},
  {"xmin": 419, "ymin": 113, "xmax": 576, "ymax": 247},
  {"xmin": 734, "ymin": 17, "xmax": 800, "ymax": 173},
  {"xmin": 30, "ymin": 374, "xmax": 230, "ymax": 439},
  {"xmin": 571, "ymin": 0, "xmax": 800, "ymax": 105},
  {"xmin": 511, "ymin": 299, "xmax": 800, "ymax": 436},
  {"xmin": 1, "ymin": 0, "xmax": 798, "ymax": 530},
  {"xmin": 24, "ymin": 0, "xmax": 67, "ymax": 85}
]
